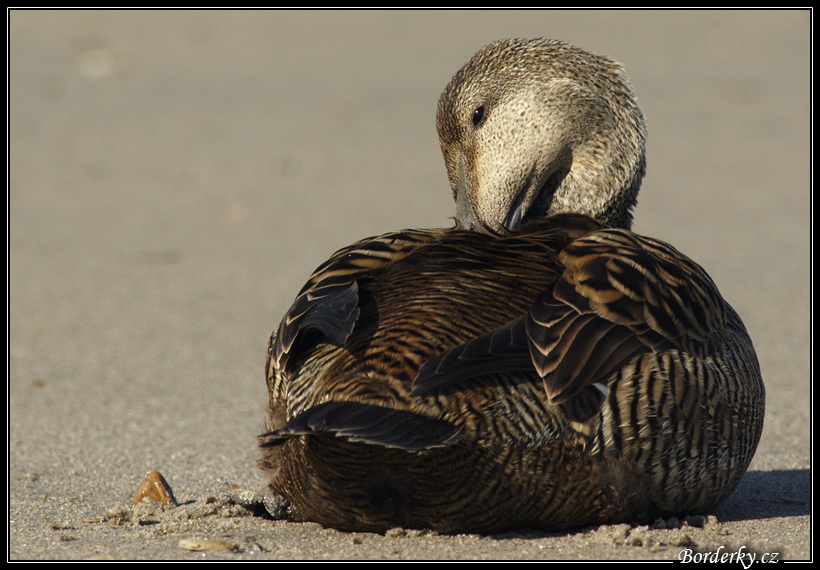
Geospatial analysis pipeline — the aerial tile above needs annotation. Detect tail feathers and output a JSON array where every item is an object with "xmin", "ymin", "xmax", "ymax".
[{"xmin": 261, "ymin": 401, "xmax": 462, "ymax": 453}]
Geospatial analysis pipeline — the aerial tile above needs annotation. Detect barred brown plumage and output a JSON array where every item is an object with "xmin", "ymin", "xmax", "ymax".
[{"xmin": 258, "ymin": 38, "xmax": 764, "ymax": 533}]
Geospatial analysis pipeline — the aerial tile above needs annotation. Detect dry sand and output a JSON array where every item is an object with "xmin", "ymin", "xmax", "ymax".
[{"xmin": 9, "ymin": 10, "xmax": 810, "ymax": 560}]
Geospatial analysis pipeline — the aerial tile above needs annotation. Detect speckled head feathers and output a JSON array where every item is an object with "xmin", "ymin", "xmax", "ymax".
[{"xmin": 437, "ymin": 38, "xmax": 647, "ymax": 230}]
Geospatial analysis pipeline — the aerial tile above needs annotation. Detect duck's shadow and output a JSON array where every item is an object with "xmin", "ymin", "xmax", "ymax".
[
  {"xmin": 712, "ymin": 468, "xmax": 810, "ymax": 522},
  {"xmin": 487, "ymin": 469, "xmax": 809, "ymax": 540}
]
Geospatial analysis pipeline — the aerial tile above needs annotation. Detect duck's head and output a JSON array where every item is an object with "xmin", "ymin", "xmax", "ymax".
[{"xmin": 437, "ymin": 38, "xmax": 647, "ymax": 231}]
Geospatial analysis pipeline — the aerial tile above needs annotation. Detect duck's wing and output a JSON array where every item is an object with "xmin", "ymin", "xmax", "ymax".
[
  {"xmin": 260, "ymin": 400, "xmax": 462, "ymax": 452},
  {"xmin": 268, "ymin": 229, "xmax": 440, "ymax": 374},
  {"xmin": 413, "ymin": 228, "xmax": 725, "ymax": 405}
]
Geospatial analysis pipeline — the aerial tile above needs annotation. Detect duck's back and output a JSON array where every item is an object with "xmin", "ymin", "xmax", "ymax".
[{"xmin": 259, "ymin": 214, "xmax": 764, "ymax": 533}]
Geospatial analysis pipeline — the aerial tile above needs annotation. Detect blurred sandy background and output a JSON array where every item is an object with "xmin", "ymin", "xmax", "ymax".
[{"xmin": 9, "ymin": 10, "xmax": 809, "ymax": 560}]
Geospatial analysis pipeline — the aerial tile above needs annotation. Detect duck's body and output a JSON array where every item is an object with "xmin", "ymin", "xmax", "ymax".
[{"xmin": 259, "ymin": 39, "xmax": 764, "ymax": 533}]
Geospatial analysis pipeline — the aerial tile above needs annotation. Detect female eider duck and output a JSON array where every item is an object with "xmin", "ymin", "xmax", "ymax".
[{"xmin": 259, "ymin": 38, "xmax": 765, "ymax": 534}]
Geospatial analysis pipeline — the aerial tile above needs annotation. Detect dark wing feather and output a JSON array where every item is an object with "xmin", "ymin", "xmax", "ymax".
[
  {"xmin": 275, "ymin": 279, "xmax": 360, "ymax": 355},
  {"xmin": 534, "ymin": 229, "xmax": 726, "ymax": 403},
  {"xmin": 260, "ymin": 401, "xmax": 462, "ymax": 452},
  {"xmin": 414, "ymin": 225, "xmax": 725, "ymax": 405},
  {"xmin": 556, "ymin": 230, "xmax": 725, "ymax": 350},
  {"xmin": 524, "ymin": 298, "xmax": 656, "ymax": 403},
  {"xmin": 410, "ymin": 317, "xmax": 533, "ymax": 396},
  {"xmin": 269, "ymin": 229, "xmax": 438, "ymax": 372}
]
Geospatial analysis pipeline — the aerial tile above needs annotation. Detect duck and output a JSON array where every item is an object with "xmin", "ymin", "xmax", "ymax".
[{"xmin": 258, "ymin": 38, "xmax": 765, "ymax": 534}]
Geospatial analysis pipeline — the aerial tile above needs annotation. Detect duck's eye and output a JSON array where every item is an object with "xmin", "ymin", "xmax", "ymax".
[{"xmin": 472, "ymin": 106, "xmax": 485, "ymax": 126}]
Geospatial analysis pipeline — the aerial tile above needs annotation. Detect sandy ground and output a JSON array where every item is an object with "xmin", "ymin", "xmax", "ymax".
[{"xmin": 9, "ymin": 10, "xmax": 810, "ymax": 560}]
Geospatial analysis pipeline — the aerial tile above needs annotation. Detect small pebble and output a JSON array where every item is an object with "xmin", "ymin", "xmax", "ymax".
[
  {"xmin": 670, "ymin": 532, "xmax": 695, "ymax": 547},
  {"xmin": 222, "ymin": 485, "xmax": 290, "ymax": 519},
  {"xmin": 651, "ymin": 517, "xmax": 681, "ymax": 530},
  {"xmin": 684, "ymin": 514, "xmax": 707, "ymax": 528},
  {"xmin": 385, "ymin": 527, "xmax": 407, "ymax": 538},
  {"xmin": 223, "ymin": 485, "xmax": 258, "ymax": 506},
  {"xmin": 178, "ymin": 538, "xmax": 240, "ymax": 552}
]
